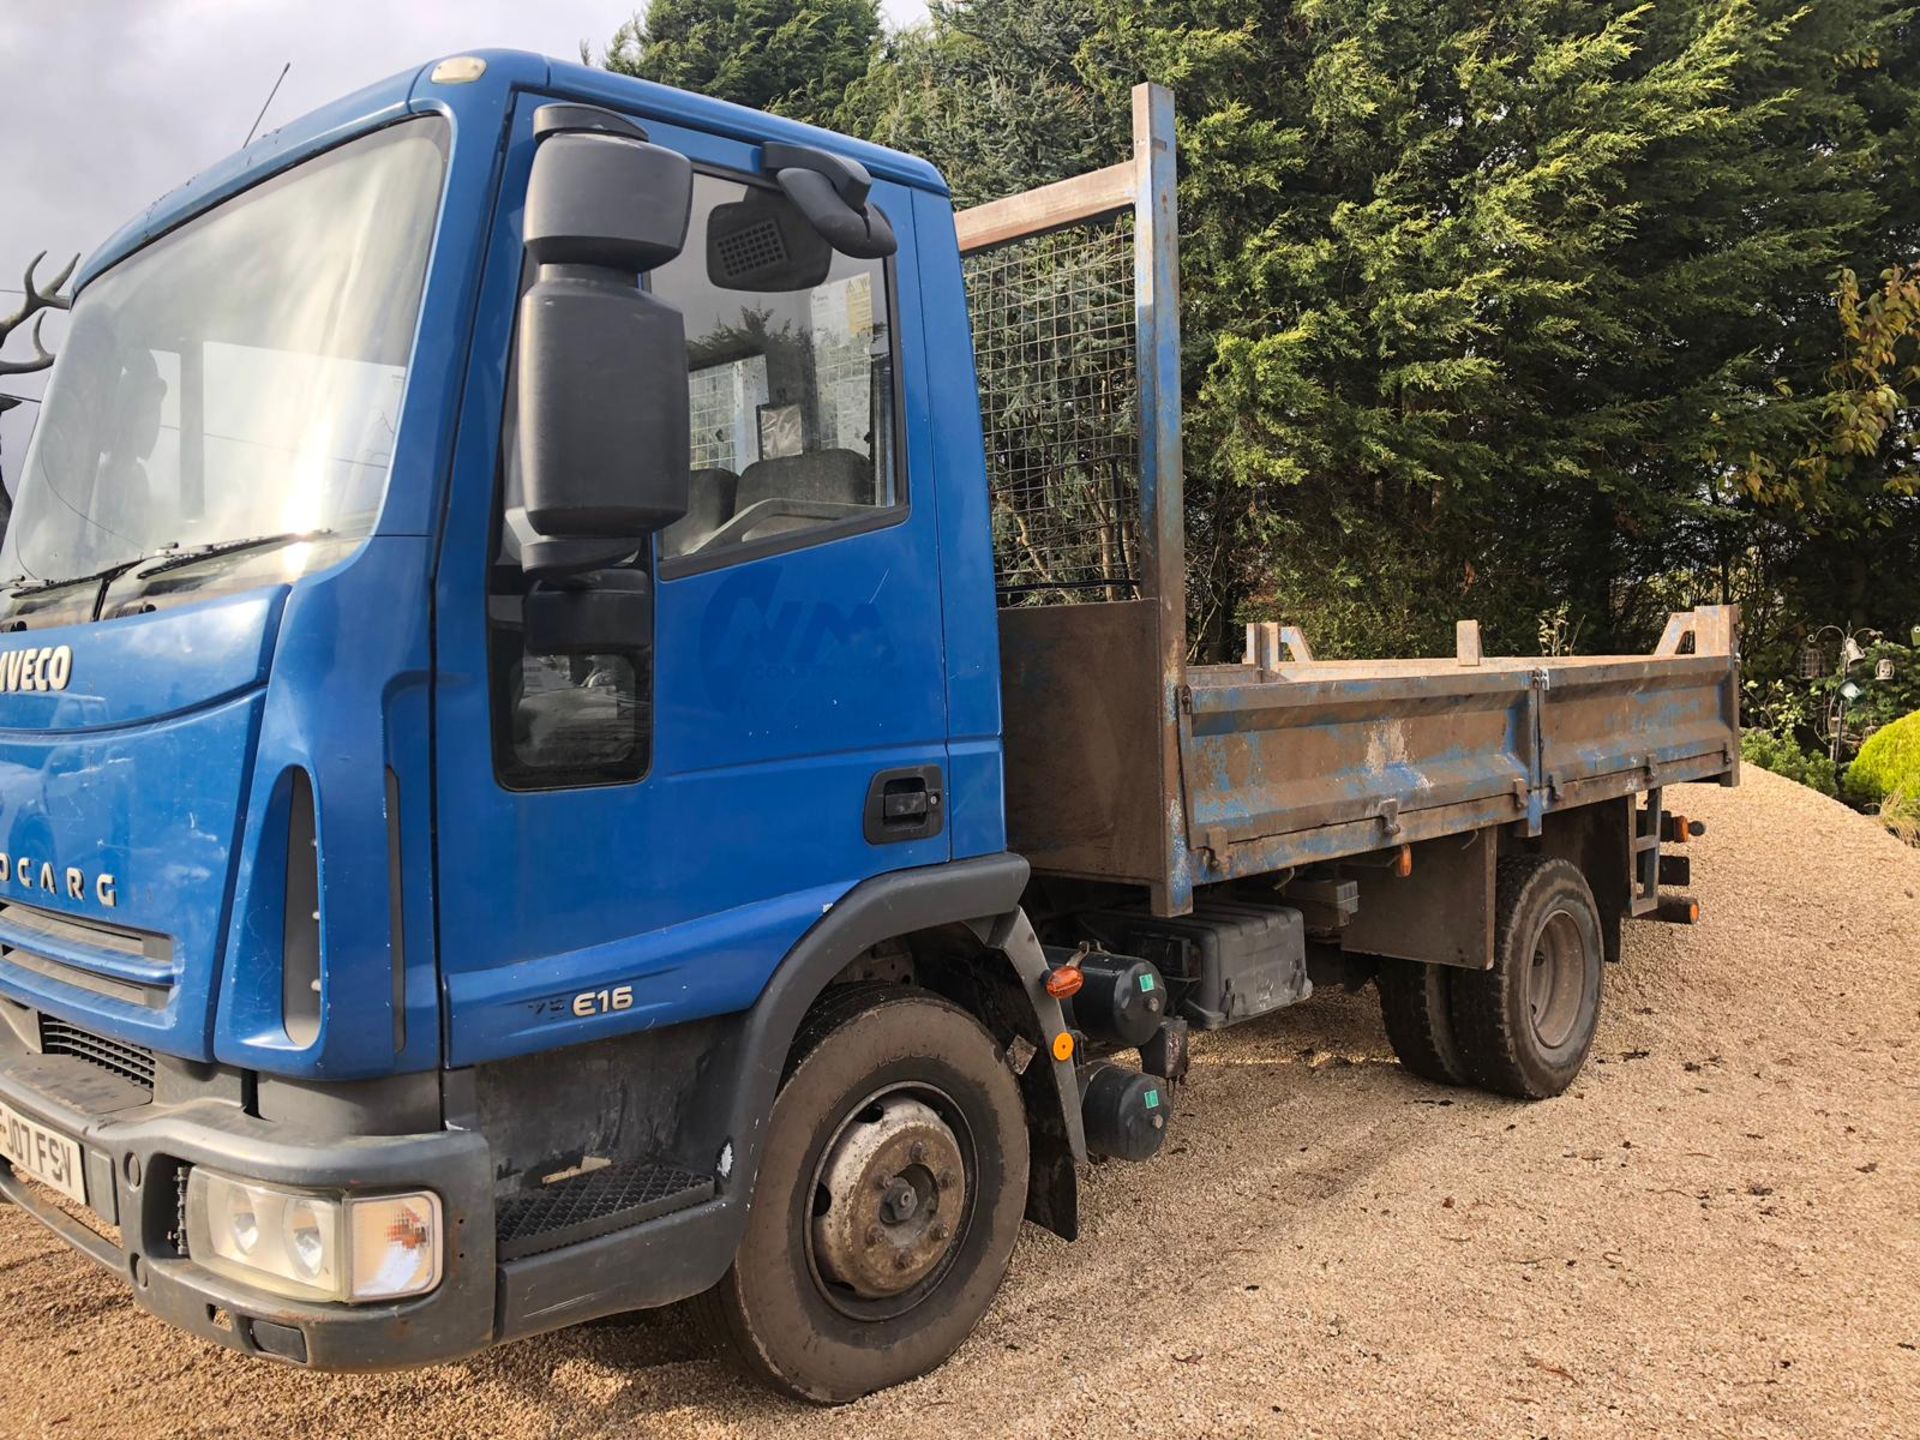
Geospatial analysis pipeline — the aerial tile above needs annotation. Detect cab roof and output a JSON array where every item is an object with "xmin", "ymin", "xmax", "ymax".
[{"xmin": 78, "ymin": 48, "xmax": 948, "ymax": 292}]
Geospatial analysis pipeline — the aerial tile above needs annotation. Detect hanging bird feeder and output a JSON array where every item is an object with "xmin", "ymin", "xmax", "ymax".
[{"xmin": 1799, "ymin": 635, "xmax": 1826, "ymax": 679}]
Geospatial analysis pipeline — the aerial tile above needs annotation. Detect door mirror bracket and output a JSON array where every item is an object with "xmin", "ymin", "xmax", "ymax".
[
  {"xmin": 524, "ymin": 570, "xmax": 653, "ymax": 657},
  {"xmin": 761, "ymin": 142, "xmax": 897, "ymax": 260}
]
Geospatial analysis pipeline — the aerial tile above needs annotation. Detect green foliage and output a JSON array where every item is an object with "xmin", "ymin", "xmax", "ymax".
[
  {"xmin": 840, "ymin": 0, "xmax": 1920, "ymax": 669},
  {"xmin": 1879, "ymin": 787, "xmax": 1920, "ymax": 845},
  {"xmin": 1844, "ymin": 707, "xmax": 1920, "ymax": 805},
  {"xmin": 1742, "ymin": 727, "xmax": 1840, "ymax": 796},
  {"xmin": 840, "ymin": 0, "xmax": 1117, "ymax": 205},
  {"xmin": 1743, "ymin": 674, "xmax": 1824, "ymax": 741},
  {"xmin": 1832, "ymin": 639, "xmax": 1920, "ymax": 734},
  {"xmin": 600, "ymin": 0, "xmax": 1920, "ymax": 682},
  {"xmin": 1741, "ymin": 265, "xmax": 1920, "ymax": 515},
  {"xmin": 1100, "ymin": 0, "xmax": 1920, "ymax": 662},
  {"xmin": 596, "ymin": 0, "xmax": 881, "ymax": 124}
]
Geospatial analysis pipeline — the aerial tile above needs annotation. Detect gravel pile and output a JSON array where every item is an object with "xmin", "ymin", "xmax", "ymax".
[{"xmin": 1, "ymin": 768, "xmax": 1914, "ymax": 1438}]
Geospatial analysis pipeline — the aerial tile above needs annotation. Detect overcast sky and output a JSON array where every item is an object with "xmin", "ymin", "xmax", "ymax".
[{"xmin": 0, "ymin": 0, "xmax": 931, "ymax": 481}]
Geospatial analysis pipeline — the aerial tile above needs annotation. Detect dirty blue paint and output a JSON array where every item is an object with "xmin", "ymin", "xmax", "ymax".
[{"xmin": 1179, "ymin": 658, "xmax": 1735, "ymax": 881}]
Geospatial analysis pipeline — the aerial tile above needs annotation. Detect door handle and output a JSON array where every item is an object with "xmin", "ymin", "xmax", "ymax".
[{"xmin": 864, "ymin": 766, "xmax": 944, "ymax": 844}]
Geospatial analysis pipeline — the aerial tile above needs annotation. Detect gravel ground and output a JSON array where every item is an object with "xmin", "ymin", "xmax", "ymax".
[{"xmin": 1, "ymin": 768, "xmax": 1915, "ymax": 1439}]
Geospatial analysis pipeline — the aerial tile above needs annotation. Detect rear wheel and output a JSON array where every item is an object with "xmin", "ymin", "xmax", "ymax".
[
  {"xmin": 1449, "ymin": 856, "xmax": 1604, "ymax": 1098},
  {"xmin": 1377, "ymin": 958, "xmax": 1467, "ymax": 1085},
  {"xmin": 696, "ymin": 987, "xmax": 1028, "ymax": 1403}
]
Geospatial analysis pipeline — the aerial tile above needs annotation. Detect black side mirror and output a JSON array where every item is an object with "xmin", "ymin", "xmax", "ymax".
[
  {"xmin": 514, "ymin": 104, "xmax": 695, "ymax": 579},
  {"xmin": 762, "ymin": 142, "xmax": 897, "ymax": 260}
]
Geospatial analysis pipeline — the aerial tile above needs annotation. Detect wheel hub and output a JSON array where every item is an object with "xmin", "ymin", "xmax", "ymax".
[
  {"xmin": 812, "ymin": 1095, "xmax": 967, "ymax": 1300},
  {"xmin": 1527, "ymin": 909, "xmax": 1585, "ymax": 1049}
]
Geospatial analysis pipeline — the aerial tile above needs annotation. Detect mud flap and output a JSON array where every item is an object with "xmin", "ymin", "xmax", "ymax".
[{"xmin": 968, "ymin": 908, "xmax": 1083, "ymax": 1241}]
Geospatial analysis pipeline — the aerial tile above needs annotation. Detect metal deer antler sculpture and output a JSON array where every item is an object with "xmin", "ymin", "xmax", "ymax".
[
  {"xmin": 0, "ymin": 250, "xmax": 77, "ymax": 390},
  {"xmin": 0, "ymin": 251, "xmax": 79, "ymax": 521}
]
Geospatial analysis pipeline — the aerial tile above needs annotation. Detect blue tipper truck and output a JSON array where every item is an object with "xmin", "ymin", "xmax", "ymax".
[{"xmin": 0, "ymin": 52, "xmax": 1739, "ymax": 1401}]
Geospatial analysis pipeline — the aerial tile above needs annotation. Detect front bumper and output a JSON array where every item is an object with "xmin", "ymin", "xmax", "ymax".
[{"xmin": 0, "ymin": 1042, "xmax": 494, "ymax": 1371}]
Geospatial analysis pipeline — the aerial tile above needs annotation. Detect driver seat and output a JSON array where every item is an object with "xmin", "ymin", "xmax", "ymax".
[
  {"xmin": 662, "ymin": 466, "xmax": 739, "ymax": 557},
  {"xmin": 731, "ymin": 449, "xmax": 872, "ymax": 537}
]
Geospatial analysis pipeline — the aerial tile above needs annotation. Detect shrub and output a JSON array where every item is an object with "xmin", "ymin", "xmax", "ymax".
[
  {"xmin": 1844, "ymin": 709, "xmax": 1920, "ymax": 808},
  {"xmin": 1881, "ymin": 790, "xmax": 1920, "ymax": 847},
  {"xmin": 1742, "ymin": 728, "xmax": 1840, "ymax": 796}
]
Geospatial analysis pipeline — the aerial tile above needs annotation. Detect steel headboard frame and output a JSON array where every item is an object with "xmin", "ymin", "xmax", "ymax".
[{"xmin": 957, "ymin": 84, "xmax": 1197, "ymax": 914}]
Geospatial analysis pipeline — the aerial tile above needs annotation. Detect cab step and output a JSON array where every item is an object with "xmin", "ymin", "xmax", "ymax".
[{"xmin": 495, "ymin": 1161, "xmax": 715, "ymax": 1261}]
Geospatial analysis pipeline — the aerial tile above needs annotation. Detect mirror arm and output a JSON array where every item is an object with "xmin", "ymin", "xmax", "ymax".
[
  {"xmin": 761, "ymin": 142, "xmax": 898, "ymax": 260},
  {"xmin": 507, "ymin": 510, "xmax": 643, "ymax": 583},
  {"xmin": 762, "ymin": 142, "xmax": 871, "ymax": 206},
  {"xmin": 774, "ymin": 168, "xmax": 897, "ymax": 260},
  {"xmin": 532, "ymin": 103, "xmax": 651, "ymax": 144}
]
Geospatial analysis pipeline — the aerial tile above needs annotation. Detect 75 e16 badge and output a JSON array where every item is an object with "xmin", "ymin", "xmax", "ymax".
[{"xmin": 528, "ymin": 986, "xmax": 635, "ymax": 1021}]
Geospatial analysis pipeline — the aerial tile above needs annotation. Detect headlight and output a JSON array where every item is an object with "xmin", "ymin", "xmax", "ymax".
[{"xmin": 183, "ymin": 1170, "xmax": 442, "ymax": 1303}]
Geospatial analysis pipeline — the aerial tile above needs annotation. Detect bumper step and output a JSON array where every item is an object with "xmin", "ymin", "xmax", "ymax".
[{"xmin": 496, "ymin": 1161, "xmax": 714, "ymax": 1261}]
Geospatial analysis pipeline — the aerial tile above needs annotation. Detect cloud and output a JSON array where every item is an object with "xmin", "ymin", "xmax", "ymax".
[{"xmin": 0, "ymin": 0, "xmax": 930, "ymax": 483}]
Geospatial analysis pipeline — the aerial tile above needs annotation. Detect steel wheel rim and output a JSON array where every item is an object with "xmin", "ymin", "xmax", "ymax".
[
  {"xmin": 1527, "ymin": 909, "xmax": 1586, "ymax": 1050},
  {"xmin": 803, "ymin": 1080, "xmax": 977, "ymax": 1322}
]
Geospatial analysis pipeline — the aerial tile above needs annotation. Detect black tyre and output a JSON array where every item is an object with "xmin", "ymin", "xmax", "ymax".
[
  {"xmin": 696, "ymin": 987, "xmax": 1028, "ymax": 1403},
  {"xmin": 1449, "ymin": 856, "xmax": 1604, "ymax": 1099},
  {"xmin": 1376, "ymin": 958, "xmax": 1468, "ymax": 1085}
]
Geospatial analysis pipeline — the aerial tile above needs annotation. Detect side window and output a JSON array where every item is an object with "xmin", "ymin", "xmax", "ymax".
[{"xmin": 652, "ymin": 173, "xmax": 899, "ymax": 563}]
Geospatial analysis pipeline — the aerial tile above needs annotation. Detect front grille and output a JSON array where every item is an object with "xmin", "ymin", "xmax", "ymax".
[
  {"xmin": 0, "ymin": 902, "xmax": 170, "ymax": 962},
  {"xmin": 0, "ymin": 901, "xmax": 176, "ymax": 1011},
  {"xmin": 39, "ymin": 1018, "xmax": 156, "ymax": 1090}
]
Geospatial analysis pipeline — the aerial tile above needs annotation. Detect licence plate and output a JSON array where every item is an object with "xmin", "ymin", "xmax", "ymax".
[{"xmin": 0, "ymin": 1099, "xmax": 87, "ymax": 1206}]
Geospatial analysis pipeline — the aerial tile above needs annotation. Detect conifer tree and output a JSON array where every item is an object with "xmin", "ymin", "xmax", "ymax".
[
  {"xmin": 621, "ymin": 0, "xmax": 1920, "ymax": 676},
  {"xmin": 598, "ymin": 0, "xmax": 882, "ymax": 125}
]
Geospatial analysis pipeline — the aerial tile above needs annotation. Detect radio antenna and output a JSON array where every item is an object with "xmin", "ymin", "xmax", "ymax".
[{"xmin": 245, "ymin": 62, "xmax": 292, "ymax": 147}]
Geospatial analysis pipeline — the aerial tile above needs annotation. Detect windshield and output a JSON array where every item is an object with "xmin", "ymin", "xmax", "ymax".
[{"xmin": 0, "ymin": 117, "xmax": 448, "ymax": 624}]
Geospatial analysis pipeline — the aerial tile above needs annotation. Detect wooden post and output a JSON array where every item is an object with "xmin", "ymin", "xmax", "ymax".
[
  {"xmin": 1456, "ymin": 620, "xmax": 1483, "ymax": 667},
  {"xmin": 954, "ymin": 163, "xmax": 1134, "ymax": 255}
]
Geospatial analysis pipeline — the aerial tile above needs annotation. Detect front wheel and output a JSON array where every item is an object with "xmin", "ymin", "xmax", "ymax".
[{"xmin": 696, "ymin": 987, "xmax": 1029, "ymax": 1403}]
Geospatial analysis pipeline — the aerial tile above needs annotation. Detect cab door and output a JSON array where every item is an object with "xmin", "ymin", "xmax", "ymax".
[{"xmin": 431, "ymin": 95, "xmax": 949, "ymax": 1066}]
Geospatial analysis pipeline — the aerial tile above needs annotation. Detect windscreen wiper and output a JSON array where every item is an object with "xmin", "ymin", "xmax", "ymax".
[
  {"xmin": 3, "ymin": 530, "xmax": 339, "ymax": 624},
  {"xmin": 5, "ymin": 556, "xmax": 149, "ymax": 599},
  {"xmin": 131, "ymin": 529, "xmax": 334, "ymax": 580},
  {"xmin": 4, "ymin": 529, "xmax": 337, "ymax": 618}
]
